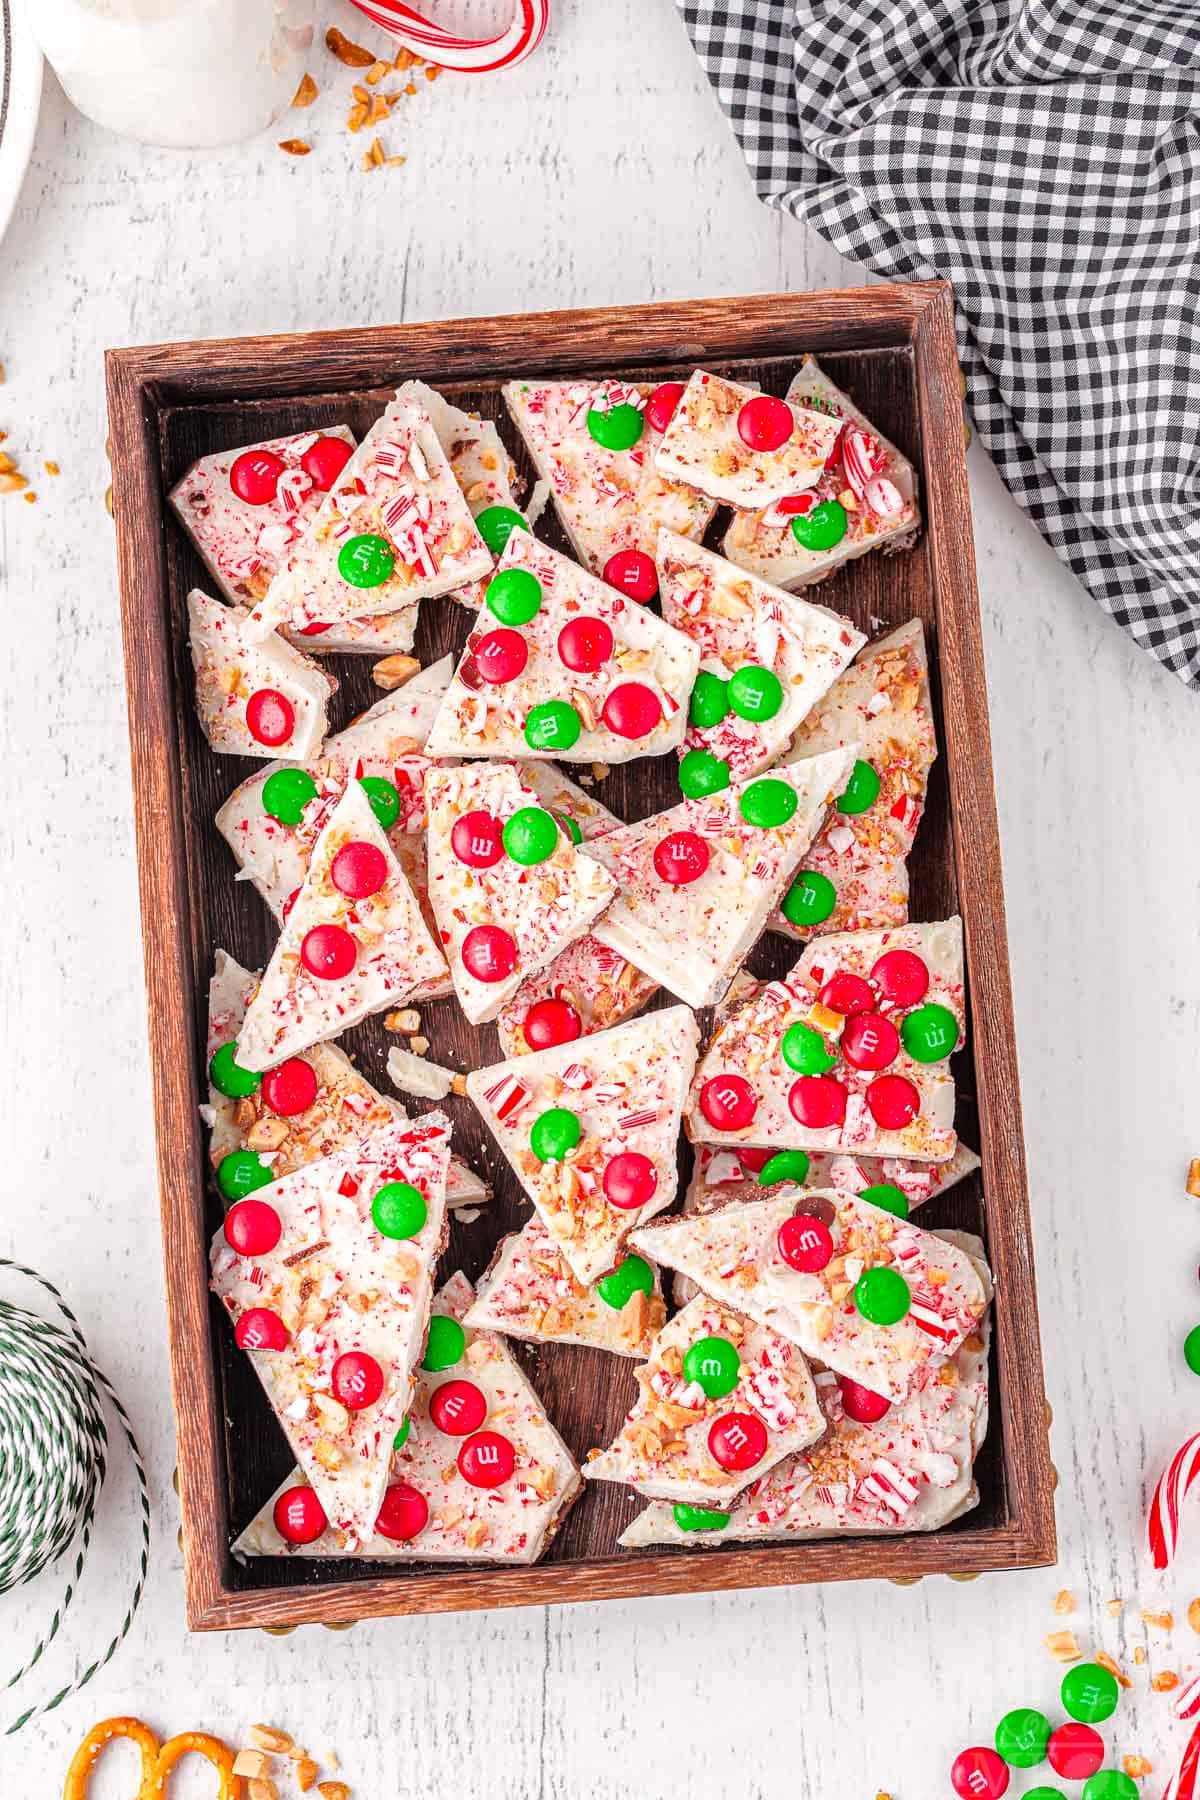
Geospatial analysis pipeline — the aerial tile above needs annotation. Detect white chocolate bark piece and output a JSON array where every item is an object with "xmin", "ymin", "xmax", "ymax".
[
  {"xmin": 425, "ymin": 531, "xmax": 700, "ymax": 764},
  {"xmin": 582, "ymin": 747, "xmax": 856, "ymax": 1011},
  {"xmin": 398, "ymin": 380, "xmax": 522, "ymax": 520},
  {"xmin": 232, "ymin": 1274, "xmax": 582, "ymax": 1565},
  {"xmin": 584, "ymin": 1292, "xmax": 824, "ymax": 1505},
  {"xmin": 502, "ymin": 376, "xmax": 716, "ymax": 576},
  {"xmin": 772, "ymin": 621, "xmax": 937, "ymax": 942},
  {"xmin": 424, "ymin": 762, "xmax": 617, "ymax": 1026},
  {"xmin": 237, "ymin": 781, "xmax": 448, "ymax": 1072},
  {"xmin": 657, "ymin": 529, "xmax": 865, "ymax": 781},
  {"xmin": 653, "ymin": 369, "xmax": 842, "ymax": 510},
  {"xmin": 203, "ymin": 950, "xmax": 487, "ymax": 1208},
  {"xmin": 686, "ymin": 919, "xmax": 964, "ymax": 1161},
  {"xmin": 496, "ymin": 934, "xmax": 660, "ymax": 1059},
  {"xmin": 621, "ymin": 1243, "xmax": 989, "ymax": 1547},
  {"xmin": 514, "ymin": 761, "xmax": 622, "ymax": 840},
  {"xmin": 632, "ymin": 1190, "xmax": 988, "ymax": 1403},
  {"xmin": 467, "ymin": 1006, "xmax": 700, "ymax": 1287},
  {"xmin": 211, "ymin": 1114, "xmax": 452, "ymax": 1545},
  {"xmin": 187, "ymin": 589, "xmax": 333, "ymax": 762},
  {"xmin": 723, "ymin": 357, "xmax": 921, "ymax": 590},
  {"xmin": 465, "ymin": 1213, "xmax": 667, "ymax": 1359},
  {"xmin": 244, "ymin": 393, "xmax": 492, "ymax": 641}
]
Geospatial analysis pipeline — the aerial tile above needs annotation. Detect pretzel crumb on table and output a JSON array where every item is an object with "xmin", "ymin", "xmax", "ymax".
[
  {"xmin": 1053, "ymin": 1587, "xmax": 1075, "ymax": 1613},
  {"xmin": 1124, "ymin": 1754, "xmax": 1153, "ymax": 1779},
  {"xmin": 1143, "ymin": 1609, "xmax": 1174, "ymax": 1628},
  {"xmin": 1095, "ymin": 1648, "xmax": 1133, "ymax": 1688},
  {"xmin": 1187, "ymin": 1158, "xmax": 1200, "ymax": 1198},
  {"xmin": 1045, "ymin": 1629, "xmax": 1082, "ymax": 1661}
]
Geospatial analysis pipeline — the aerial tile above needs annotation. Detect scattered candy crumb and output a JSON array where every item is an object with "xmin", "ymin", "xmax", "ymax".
[
  {"xmin": 1046, "ymin": 1629, "xmax": 1082, "ymax": 1662},
  {"xmin": 1054, "ymin": 1588, "xmax": 1076, "ymax": 1614},
  {"xmin": 278, "ymin": 139, "xmax": 312, "ymax": 156},
  {"xmin": 1095, "ymin": 1649, "xmax": 1133, "ymax": 1688},
  {"xmin": 292, "ymin": 73, "xmax": 318, "ymax": 107},
  {"xmin": 1134, "ymin": 1646, "xmax": 1147, "ymax": 1665},
  {"xmin": 1108, "ymin": 1598, "xmax": 1125, "ymax": 1616},
  {"xmin": 1186, "ymin": 1157, "xmax": 1200, "ymax": 1199},
  {"xmin": 1189, "ymin": 1598, "xmax": 1200, "ymax": 1633},
  {"xmin": 43, "ymin": 459, "xmax": 59, "ymax": 477},
  {"xmin": 1143, "ymin": 1610, "xmax": 1174, "ymax": 1629},
  {"xmin": 1151, "ymin": 1670, "xmax": 1180, "ymax": 1692},
  {"xmin": 326, "ymin": 26, "xmax": 375, "ymax": 67},
  {"xmin": 1123, "ymin": 1754, "xmax": 1153, "ymax": 1779}
]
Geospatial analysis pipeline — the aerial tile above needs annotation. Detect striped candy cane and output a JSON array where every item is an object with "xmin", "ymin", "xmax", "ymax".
[
  {"xmin": 1163, "ymin": 1716, "xmax": 1200, "ymax": 1800},
  {"xmin": 347, "ymin": 1, "xmax": 549, "ymax": 72},
  {"xmin": 1148, "ymin": 1432, "xmax": 1200, "ymax": 1569}
]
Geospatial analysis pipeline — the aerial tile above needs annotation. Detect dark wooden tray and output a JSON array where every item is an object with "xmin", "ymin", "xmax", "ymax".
[{"xmin": 105, "ymin": 283, "xmax": 1056, "ymax": 1632}]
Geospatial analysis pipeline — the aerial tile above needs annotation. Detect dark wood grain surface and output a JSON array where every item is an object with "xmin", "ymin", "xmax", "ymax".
[{"xmin": 106, "ymin": 285, "xmax": 1056, "ymax": 1631}]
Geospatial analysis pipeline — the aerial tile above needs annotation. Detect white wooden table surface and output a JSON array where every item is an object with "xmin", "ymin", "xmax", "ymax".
[{"xmin": 2, "ymin": 2, "xmax": 1199, "ymax": 1792}]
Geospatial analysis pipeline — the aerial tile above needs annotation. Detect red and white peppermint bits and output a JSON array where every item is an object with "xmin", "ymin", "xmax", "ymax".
[
  {"xmin": 1148, "ymin": 1430, "xmax": 1200, "ymax": 1568},
  {"xmin": 603, "ymin": 1151, "xmax": 657, "ymax": 1211},
  {"xmin": 331, "ymin": 1350, "xmax": 385, "ymax": 1411},
  {"xmin": 737, "ymin": 394, "xmax": 793, "ymax": 453},
  {"xmin": 522, "ymin": 997, "xmax": 582, "ymax": 1051},
  {"xmin": 865, "ymin": 1073, "xmax": 920, "ymax": 1130},
  {"xmin": 602, "ymin": 682, "xmax": 662, "ymax": 740},
  {"xmin": 461, "ymin": 924, "xmax": 518, "ymax": 983},
  {"xmin": 458, "ymin": 1430, "xmax": 516, "ymax": 1489},
  {"xmin": 761, "ymin": 492, "xmax": 814, "ymax": 528},
  {"xmin": 346, "ymin": 0, "xmax": 548, "ymax": 76},
  {"xmin": 602, "ymin": 550, "xmax": 658, "ymax": 603},
  {"xmin": 301, "ymin": 434, "xmax": 353, "ymax": 491},
  {"xmin": 429, "ymin": 1379, "xmax": 488, "ymax": 1437},
  {"xmin": 475, "ymin": 627, "xmax": 529, "ymax": 685},
  {"xmin": 645, "ymin": 381, "xmax": 685, "ymax": 433},
  {"xmin": 699, "ymin": 1073, "xmax": 757, "ymax": 1132},
  {"xmin": 375, "ymin": 1481, "xmax": 429, "ymax": 1542},
  {"xmin": 841, "ymin": 427, "xmax": 881, "ymax": 501},
  {"xmin": 235, "ymin": 1307, "xmax": 290, "ymax": 1351},
  {"xmin": 558, "ymin": 615, "xmax": 614, "ymax": 672},
  {"xmin": 708, "ymin": 1411, "xmax": 768, "ymax": 1473},
  {"xmin": 653, "ymin": 830, "xmax": 709, "ymax": 886},
  {"xmin": 230, "ymin": 449, "xmax": 285, "ymax": 506},
  {"xmin": 871, "ymin": 948, "xmax": 930, "ymax": 1007},
  {"xmin": 777, "ymin": 1213, "xmax": 833, "ymax": 1273},
  {"xmin": 865, "ymin": 476, "xmax": 904, "ymax": 519},
  {"xmin": 301, "ymin": 923, "xmax": 357, "ymax": 981},
  {"xmin": 840, "ymin": 1012, "xmax": 899, "ymax": 1072},
  {"xmin": 273, "ymin": 1485, "xmax": 328, "ymax": 1546},
  {"xmin": 452, "ymin": 809, "xmax": 504, "ymax": 869},
  {"xmin": 819, "ymin": 971, "xmax": 875, "ymax": 1017},
  {"xmin": 261, "ymin": 1057, "xmax": 319, "ymax": 1117},
  {"xmin": 950, "ymin": 1747, "xmax": 1009, "ymax": 1799},
  {"xmin": 838, "ymin": 1377, "xmax": 891, "ymax": 1424},
  {"xmin": 245, "ymin": 688, "xmax": 296, "ymax": 748},
  {"xmin": 225, "ymin": 1198, "xmax": 282, "ymax": 1257},
  {"xmin": 330, "ymin": 839, "xmax": 389, "ymax": 900},
  {"xmin": 788, "ymin": 1074, "xmax": 847, "ymax": 1130}
]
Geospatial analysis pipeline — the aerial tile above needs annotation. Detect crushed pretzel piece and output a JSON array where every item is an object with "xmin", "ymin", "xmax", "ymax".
[
  {"xmin": 1107, "ymin": 1598, "xmax": 1124, "ymax": 1616},
  {"xmin": 278, "ymin": 139, "xmax": 311, "ymax": 156},
  {"xmin": 451, "ymin": 1073, "xmax": 467, "ymax": 1097},
  {"xmin": 425, "ymin": 64, "xmax": 441, "ymax": 80},
  {"xmin": 404, "ymin": 81, "xmax": 418, "ymax": 95},
  {"xmin": 1124, "ymin": 1755, "xmax": 1153, "ymax": 1779},
  {"xmin": 326, "ymin": 26, "xmax": 375, "ymax": 66},
  {"xmin": 365, "ymin": 60, "xmax": 390, "ymax": 84},
  {"xmin": 1187, "ymin": 1158, "xmax": 1200, "ymax": 1199},
  {"xmin": 0, "ymin": 360, "xmax": 5, "ymax": 383},
  {"xmin": 249, "ymin": 1726, "xmax": 293, "ymax": 1754},
  {"xmin": 1188, "ymin": 1597, "xmax": 1200, "ymax": 1634},
  {"xmin": 1134, "ymin": 1646, "xmax": 1147, "ymax": 1665},
  {"xmin": 233, "ymin": 1750, "xmax": 272, "ymax": 1778},
  {"xmin": 1143, "ymin": 1610, "xmax": 1174, "ymax": 1629},
  {"xmin": 1045, "ymin": 1630, "xmax": 1082, "ymax": 1662},
  {"xmin": 297, "ymin": 1761, "xmax": 318, "ymax": 1793},
  {"xmin": 248, "ymin": 1781, "xmax": 279, "ymax": 1800},
  {"xmin": 1095, "ymin": 1649, "xmax": 1133, "ymax": 1688},
  {"xmin": 372, "ymin": 653, "xmax": 420, "ymax": 691},
  {"xmin": 292, "ymin": 73, "xmax": 318, "ymax": 107},
  {"xmin": 1054, "ymin": 1588, "xmax": 1076, "ymax": 1615},
  {"xmin": 591, "ymin": 763, "xmax": 610, "ymax": 782},
  {"xmin": 1152, "ymin": 1670, "xmax": 1180, "ymax": 1692},
  {"xmin": 0, "ymin": 471, "xmax": 28, "ymax": 494},
  {"xmin": 43, "ymin": 459, "xmax": 60, "ymax": 477},
  {"xmin": 104, "ymin": 484, "xmax": 114, "ymax": 517},
  {"xmin": 22, "ymin": 489, "xmax": 35, "ymax": 503},
  {"xmin": 317, "ymin": 1785, "xmax": 351, "ymax": 1800}
]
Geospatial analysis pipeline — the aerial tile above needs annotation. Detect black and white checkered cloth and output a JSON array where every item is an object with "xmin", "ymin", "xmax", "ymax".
[{"xmin": 677, "ymin": 0, "xmax": 1200, "ymax": 688}]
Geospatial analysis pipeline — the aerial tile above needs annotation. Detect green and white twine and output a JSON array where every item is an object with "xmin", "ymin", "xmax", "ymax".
[{"xmin": 0, "ymin": 1259, "xmax": 150, "ymax": 1735}]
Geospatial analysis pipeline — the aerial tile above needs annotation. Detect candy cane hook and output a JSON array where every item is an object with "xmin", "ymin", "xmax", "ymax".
[{"xmin": 347, "ymin": 1, "xmax": 549, "ymax": 73}]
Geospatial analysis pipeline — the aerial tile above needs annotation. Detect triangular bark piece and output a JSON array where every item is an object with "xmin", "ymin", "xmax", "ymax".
[
  {"xmin": 465, "ymin": 1214, "xmax": 666, "ymax": 1359},
  {"xmin": 653, "ymin": 368, "xmax": 842, "ymax": 508},
  {"xmin": 187, "ymin": 588, "xmax": 333, "ymax": 761}
]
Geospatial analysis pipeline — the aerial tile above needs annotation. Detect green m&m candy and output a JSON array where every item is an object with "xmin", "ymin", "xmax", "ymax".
[
  {"xmin": 781, "ymin": 1021, "xmax": 836, "ymax": 1076},
  {"xmin": 729, "ymin": 665, "xmax": 783, "ymax": 722},
  {"xmin": 791, "ymin": 498, "xmax": 847, "ymax": 552},
  {"xmin": 338, "ymin": 532, "xmax": 395, "ymax": 588},
  {"xmin": 503, "ymin": 806, "xmax": 559, "ymax": 866},
  {"xmin": 995, "ymin": 1706, "xmax": 1051, "ymax": 1768},
  {"xmin": 679, "ymin": 749, "xmax": 730, "ymax": 799},
  {"xmin": 525, "ymin": 700, "xmax": 581, "ymax": 752},
  {"xmin": 209, "ymin": 1041, "xmax": 261, "ymax": 1100},
  {"xmin": 372, "ymin": 1181, "xmax": 428, "ymax": 1240},
  {"xmin": 217, "ymin": 1149, "xmax": 273, "ymax": 1203},
  {"xmin": 1184, "ymin": 1324, "xmax": 1200, "ymax": 1375},
  {"xmin": 393, "ymin": 1415, "xmax": 411, "ymax": 1450},
  {"xmin": 422, "ymin": 1315, "xmax": 466, "ymax": 1372},
  {"xmin": 689, "ymin": 670, "xmax": 730, "ymax": 729},
  {"xmin": 838, "ymin": 759, "xmax": 882, "ymax": 815},
  {"xmin": 587, "ymin": 402, "xmax": 644, "ymax": 451},
  {"xmin": 740, "ymin": 777, "xmax": 797, "ymax": 829},
  {"xmin": 1024, "ymin": 1791, "xmax": 1068, "ymax": 1800},
  {"xmin": 758, "ymin": 1149, "xmax": 810, "ymax": 1187},
  {"xmin": 902, "ymin": 1003, "xmax": 960, "ymax": 1063},
  {"xmin": 673, "ymin": 1503, "xmax": 731, "ymax": 1533},
  {"xmin": 486, "ymin": 566, "xmax": 543, "ymax": 626},
  {"xmin": 474, "ymin": 505, "xmax": 528, "ymax": 556},
  {"xmin": 554, "ymin": 811, "xmax": 582, "ymax": 846},
  {"xmin": 261, "ymin": 767, "xmax": 318, "ymax": 827},
  {"xmin": 1061, "ymin": 1662, "xmax": 1120, "ymax": 1724},
  {"xmin": 781, "ymin": 869, "xmax": 837, "ymax": 929},
  {"xmin": 854, "ymin": 1266, "xmax": 910, "ymax": 1326},
  {"xmin": 1081, "ymin": 1775, "xmax": 1137, "ymax": 1800},
  {"xmin": 859, "ymin": 1183, "xmax": 909, "ymax": 1219},
  {"xmin": 359, "ymin": 775, "xmax": 402, "ymax": 831},
  {"xmin": 683, "ymin": 1335, "xmax": 740, "ymax": 1398},
  {"xmin": 595, "ymin": 1255, "xmax": 655, "ymax": 1311},
  {"xmin": 530, "ymin": 1107, "xmax": 581, "ymax": 1163}
]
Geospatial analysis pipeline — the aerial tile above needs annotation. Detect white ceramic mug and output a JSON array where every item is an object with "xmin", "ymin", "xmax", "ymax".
[{"xmin": 23, "ymin": 0, "xmax": 317, "ymax": 149}]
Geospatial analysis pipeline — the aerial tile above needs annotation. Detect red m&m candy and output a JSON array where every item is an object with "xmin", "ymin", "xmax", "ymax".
[
  {"xmin": 331, "ymin": 1351, "xmax": 384, "ymax": 1411},
  {"xmin": 1047, "ymin": 1724, "xmax": 1104, "ymax": 1780},
  {"xmin": 708, "ymin": 1412, "xmax": 768, "ymax": 1472},
  {"xmin": 602, "ymin": 682, "xmax": 662, "ymax": 740},
  {"xmin": 602, "ymin": 550, "xmax": 658, "ymax": 603},
  {"xmin": 645, "ymin": 381, "xmax": 686, "ymax": 433},
  {"xmin": 235, "ymin": 1307, "xmax": 289, "ymax": 1351},
  {"xmin": 866, "ymin": 1074, "xmax": 921, "ymax": 1129},
  {"xmin": 522, "ymin": 998, "xmax": 582, "ymax": 1050},
  {"xmin": 451, "ymin": 810, "xmax": 504, "ymax": 869},
  {"xmin": 230, "ymin": 449, "xmax": 285, "ymax": 505},
  {"xmin": 429, "ymin": 1379, "xmax": 488, "ymax": 1437},
  {"xmin": 225, "ymin": 1199, "xmax": 282, "ymax": 1257},
  {"xmin": 737, "ymin": 394, "xmax": 793, "ymax": 452},
  {"xmin": 246, "ymin": 688, "xmax": 296, "ymax": 748},
  {"xmin": 301, "ymin": 434, "xmax": 354, "ymax": 491},
  {"xmin": 777, "ymin": 1214, "xmax": 833, "ymax": 1272},
  {"xmin": 737, "ymin": 1148, "xmax": 774, "ymax": 1173},
  {"xmin": 375, "ymin": 1482, "xmax": 429, "ymax": 1542},
  {"xmin": 261, "ymin": 1058, "xmax": 318, "ymax": 1117},
  {"xmin": 458, "ymin": 1430, "xmax": 516, "ymax": 1489},
  {"xmin": 841, "ymin": 1012, "xmax": 899, "ymax": 1072},
  {"xmin": 301, "ymin": 924, "xmax": 357, "ymax": 981},
  {"xmin": 819, "ymin": 971, "xmax": 875, "ymax": 1016},
  {"xmin": 788, "ymin": 1075, "xmax": 846, "ymax": 1129},
  {"xmin": 951, "ymin": 1748, "xmax": 1010, "ymax": 1799},
  {"xmin": 273, "ymin": 1485, "xmax": 327, "ymax": 1545},
  {"xmin": 838, "ymin": 1377, "xmax": 890, "ymax": 1424},
  {"xmin": 603, "ymin": 1152, "xmax": 658, "ymax": 1211},
  {"xmin": 653, "ymin": 830, "xmax": 709, "ymax": 886},
  {"xmin": 475, "ymin": 627, "xmax": 529, "ymax": 685},
  {"xmin": 461, "ymin": 925, "xmax": 518, "ymax": 984},
  {"xmin": 558, "ymin": 615, "xmax": 615, "ymax": 671},
  {"xmin": 871, "ymin": 948, "xmax": 930, "ymax": 1007},
  {"xmin": 699, "ymin": 1074, "xmax": 757, "ymax": 1132},
  {"xmin": 330, "ymin": 840, "xmax": 388, "ymax": 899}
]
